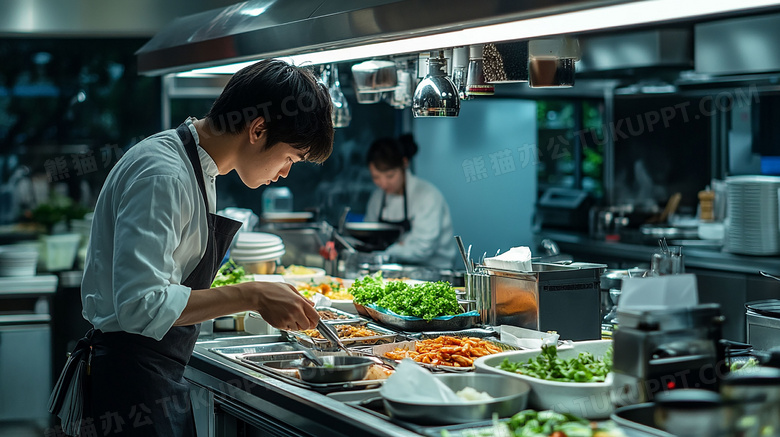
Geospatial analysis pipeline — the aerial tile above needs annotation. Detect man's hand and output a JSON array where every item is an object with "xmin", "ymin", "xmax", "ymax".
[
  {"xmin": 241, "ymin": 281, "xmax": 319, "ymax": 331},
  {"xmin": 176, "ymin": 281, "xmax": 319, "ymax": 329}
]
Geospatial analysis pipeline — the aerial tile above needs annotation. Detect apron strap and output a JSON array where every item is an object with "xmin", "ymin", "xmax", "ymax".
[
  {"xmin": 48, "ymin": 329, "xmax": 95, "ymax": 436},
  {"xmin": 379, "ymin": 182, "xmax": 409, "ymax": 223},
  {"xmin": 378, "ymin": 179, "xmax": 411, "ymax": 232},
  {"xmin": 175, "ymin": 123, "xmax": 210, "ymax": 213}
]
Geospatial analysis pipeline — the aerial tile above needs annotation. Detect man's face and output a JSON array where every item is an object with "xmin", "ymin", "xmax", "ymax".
[
  {"xmin": 369, "ymin": 163, "xmax": 405, "ymax": 196},
  {"xmin": 236, "ymin": 140, "xmax": 306, "ymax": 189}
]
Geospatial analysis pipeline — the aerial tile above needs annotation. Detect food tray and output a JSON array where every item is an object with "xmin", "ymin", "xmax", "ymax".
[
  {"xmin": 238, "ymin": 351, "xmax": 386, "ymax": 394},
  {"xmin": 366, "ymin": 337, "xmax": 519, "ymax": 372},
  {"xmin": 405, "ymin": 327, "xmax": 499, "ymax": 340},
  {"xmin": 340, "ymin": 389, "xmax": 625, "ymax": 437},
  {"xmin": 363, "ymin": 304, "xmax": 478, "ymax": 332},
  {"xmin": 286, "ymin": 321, "xmax": 400, "ymax": 350},
  {"xmin": 339, "ymin": 392, "xmax": 511, "ymax": 437},
  {"xmin": 315, "ymin": 306, "xmax": 364, "ymax": 324}
]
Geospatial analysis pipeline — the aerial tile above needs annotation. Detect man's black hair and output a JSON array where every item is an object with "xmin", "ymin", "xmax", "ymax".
[{"xmin": 205, "ymin": 59, "xmax": 334, "ymax": 164}]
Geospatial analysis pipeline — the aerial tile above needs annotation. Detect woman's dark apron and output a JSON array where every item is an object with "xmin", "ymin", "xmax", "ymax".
[
  {"xmin": 49, "ymin": 122, "xmax": 241, "ymax": 436},
  {"xmin": 378, "ymin": 182, "xmax": 412, "ymax": 234}
]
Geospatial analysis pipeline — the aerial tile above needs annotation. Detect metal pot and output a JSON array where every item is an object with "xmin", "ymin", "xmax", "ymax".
[
  {"xmin": 295, "ymin": 355, "xmax": 374, "ymax": 383},
  {"xmin": 344, "ymin": 222, "xmax": 403, "ymax": 251},
  {"xmin": 351, "ymin": 60, "xmax": 397, "ymax": 92},
  {"xmin": 654, "ymin": 389, "xmax": 733, "ymax": 437}
]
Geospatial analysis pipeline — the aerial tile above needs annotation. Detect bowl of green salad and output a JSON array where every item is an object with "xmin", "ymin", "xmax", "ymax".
[{"xmin": 474, "ymin": 340, "xmax": 614, "ymax": 419}]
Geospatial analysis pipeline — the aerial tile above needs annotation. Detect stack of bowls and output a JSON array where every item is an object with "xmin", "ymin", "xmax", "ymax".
[
  {"xmin": 0, "ymin": 245, "xmax": 39, "ymax": 277},
  {"xmin": 231, "ymin": 232, "xmax": 285, "ymax": 274},
  {"xmin": 724, "ymin": 175, "xmax": 780, "ymax": 255}
]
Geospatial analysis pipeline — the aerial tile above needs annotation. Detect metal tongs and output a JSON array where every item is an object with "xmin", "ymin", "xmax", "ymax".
[
  {"xmin": 316, "ymin": 320, "xmax": 353, "ymax": 356},
  {"xmin": 659, "ymin": 237, "xmax": 670, "ymax": 255}
]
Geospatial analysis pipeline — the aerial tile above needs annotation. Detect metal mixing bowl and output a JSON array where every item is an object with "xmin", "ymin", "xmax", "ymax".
[
  {"xmin": 381, "ymin": 373, "xmax": 530, "ymax": 425},
  {"xmin": 295, "ymin": 355, "xmax": 374, "ymax": 383}
]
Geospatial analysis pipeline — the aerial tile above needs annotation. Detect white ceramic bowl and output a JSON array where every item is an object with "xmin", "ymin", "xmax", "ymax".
[
  {"xmin": 474, "ymin": 339, "xmax": 614, "ymax": 419},
  {"xmin": 280, "ymin": 267, "xmax": 327, "ymax": 284}
]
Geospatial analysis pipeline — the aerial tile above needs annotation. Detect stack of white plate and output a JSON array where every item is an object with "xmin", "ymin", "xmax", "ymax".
[
  {"xmin": 724, "ymin": 175, "xmax": 780, "ymax": 255},
  {"xmin": 231, "ymin": 232, "xmax": 285, "ymax": 263},
  {"xmin": 0, "ymin": 245, "xmax": 39, "ymax": 277}
]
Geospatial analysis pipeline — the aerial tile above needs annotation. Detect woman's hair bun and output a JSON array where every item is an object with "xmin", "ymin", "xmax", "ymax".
[{"xmin": 398, "ymin": 134, "xmax": 418, "ymax": 159}]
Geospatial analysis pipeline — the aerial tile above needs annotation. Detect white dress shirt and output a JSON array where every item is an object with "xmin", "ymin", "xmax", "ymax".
[
  {"xmin": 81, "ymin": 118, "xmax": 218, "ymax": 340},
  {"xmin": 365, "ymin": 171, "xmax": 456, "ymax": 269}
]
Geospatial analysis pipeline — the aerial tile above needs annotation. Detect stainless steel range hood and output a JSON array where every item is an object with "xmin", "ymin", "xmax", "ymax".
[
  {"xmin": 136, "ymin": 0, "xmax": 780, "ymax": 76},
  {"xmin": 136, "ymin": 0, "xmax": 616, "ymax": 76}
]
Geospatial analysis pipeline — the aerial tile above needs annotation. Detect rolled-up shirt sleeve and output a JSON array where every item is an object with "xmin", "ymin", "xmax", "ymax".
[{"xmin": 112, "ymin": 175, "xmax": 194, "ymax": 340}]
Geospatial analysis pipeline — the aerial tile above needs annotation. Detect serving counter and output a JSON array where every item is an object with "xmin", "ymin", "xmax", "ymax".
[
  {"xmin": 187, "ymin": 332, "xmax": 640, "ymax": 437},
  {"xmin": 186, "ymin": 332, "xmax": 419, "ymax": 437}
]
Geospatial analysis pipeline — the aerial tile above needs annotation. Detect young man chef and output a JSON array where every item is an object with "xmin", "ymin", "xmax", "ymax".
[{"xmin": 49, "ymin": 59, "xmax": 334, "ymax": 437}]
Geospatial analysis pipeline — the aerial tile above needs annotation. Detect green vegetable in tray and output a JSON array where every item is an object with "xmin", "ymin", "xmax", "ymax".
[
  {"xmin": 497, "ymin": 344, "xmax": 613, "ymax": 383},
  {"xmin": 730, "ymin": 357, "xmax": 759, "ymax": 373},
  {"xmin": 448, "ymin": 410, "xmax": 624, "ymax": 437},
  {"xmin": 211, "ymin": 259, "xmax": 253, "ymax": 287},
  {"xmin": 350, "ymin": 271, "xmax": 387, "ymax": 304},
  {"xmin": 349, "ymin": 271, "xmax": 461, "ymax": 321}
]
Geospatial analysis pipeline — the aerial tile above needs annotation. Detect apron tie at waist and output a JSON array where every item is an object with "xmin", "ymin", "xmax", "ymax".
[{"xmin": 48, "ymin": 328, "xmax": 95, "ymax": 436}]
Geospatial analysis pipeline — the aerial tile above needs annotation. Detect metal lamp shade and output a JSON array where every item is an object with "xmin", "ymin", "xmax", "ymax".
[{"xmin": 412, "ymin": 56, "xmax": 460, "ymax": 117}]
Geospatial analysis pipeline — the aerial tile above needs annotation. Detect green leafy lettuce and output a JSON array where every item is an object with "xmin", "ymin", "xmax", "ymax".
[
  {"xmin": 211, "ymin": 259, "xmax": 253, "ymax": 288},
  {"xmin": 349, "ymin": 271, "xmax": 461, "ymax": 321},
  {"xmin": 497, "ymin": 344, "xmax": 613, "ymax": 383}
]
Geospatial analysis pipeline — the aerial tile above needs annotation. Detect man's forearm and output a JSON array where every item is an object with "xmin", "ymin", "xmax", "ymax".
[{"xmin": 173, "ymin": 285, "xmax": 253, "ymax": 326}]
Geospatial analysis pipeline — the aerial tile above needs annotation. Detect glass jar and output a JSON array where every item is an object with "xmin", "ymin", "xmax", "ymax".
[{"xmin": 262, "ymin": 187, "xmax": 293, "ymax": 213}]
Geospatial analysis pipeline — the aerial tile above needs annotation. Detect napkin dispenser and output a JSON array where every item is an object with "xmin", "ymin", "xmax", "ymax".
[
  {"xmin": 466, "ymin": 262, "xmax": 605, "ymax": 341},
  {"xmin": 611, "ymin": 303, "xmax": 726, "ymax": 407}
]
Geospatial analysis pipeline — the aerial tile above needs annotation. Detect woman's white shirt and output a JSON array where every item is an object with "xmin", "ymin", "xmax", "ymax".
[
  {"xmin": 365, "ymin": 171, "xmax": 456, "ymax": 268},
  {"xmin": 81, "ymin": 119, "xmax": 217, "ymax": 340}
]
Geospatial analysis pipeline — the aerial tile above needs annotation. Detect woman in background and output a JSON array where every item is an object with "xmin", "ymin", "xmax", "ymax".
[{"xmin": 364, "ymin": 135, "xmax": 456, "ymax": 269}]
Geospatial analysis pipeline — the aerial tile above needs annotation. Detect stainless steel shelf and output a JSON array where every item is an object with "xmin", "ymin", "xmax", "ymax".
[{"xmin": 0, "ymin": 275, "xmax": 58, "ymax": 296}]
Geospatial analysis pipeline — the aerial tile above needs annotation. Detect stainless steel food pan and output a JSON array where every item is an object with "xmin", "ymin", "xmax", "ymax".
[{"xmin": 381, "ymin": 373, "xmax": 530, "ymax": 425}]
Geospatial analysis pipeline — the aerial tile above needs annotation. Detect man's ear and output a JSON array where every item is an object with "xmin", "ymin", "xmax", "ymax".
[{"xmin": 248, "ymin": 117, "xmax": 266, "ymax": 144}]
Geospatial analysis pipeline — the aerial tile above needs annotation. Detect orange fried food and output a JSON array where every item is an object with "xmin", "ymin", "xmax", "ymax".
[{"xmin": 384, "ymin": 336, "xmax": 503, "ymax": 367}]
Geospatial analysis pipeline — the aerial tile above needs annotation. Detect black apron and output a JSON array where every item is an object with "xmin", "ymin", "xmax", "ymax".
[
  {"xmin": 49, "ymin": 121, "xmax": 241, "ymax": 436},
  {"xmin": 378, "ymin": 182, "xmax": 412, "ymax": 233}
]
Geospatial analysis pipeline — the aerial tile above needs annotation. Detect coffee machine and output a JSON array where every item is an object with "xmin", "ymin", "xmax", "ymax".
[{"xmin": 611, "ymin": 303, "xmax": 727, "ymax": 407}]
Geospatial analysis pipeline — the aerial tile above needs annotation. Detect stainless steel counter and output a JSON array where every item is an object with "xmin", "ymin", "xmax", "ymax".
[
  {"xmin": 538, "ymin": 229, "xmax": 780, "ymax": 342},
  {"xmin": 186, "ymin": 333, "xmax": 419, "ymax": 437},
  {"xmin": 538, "ymin": 230, "xmax": 780, "ymax": 275},
  {"xmin": 0, "ymin": 274, "xmax": 57, "ymax": 429}
]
